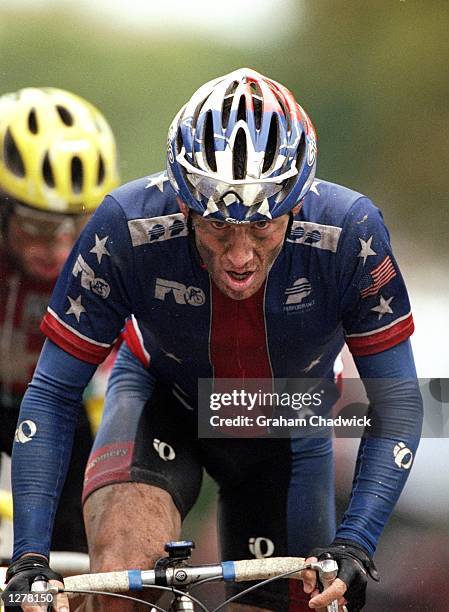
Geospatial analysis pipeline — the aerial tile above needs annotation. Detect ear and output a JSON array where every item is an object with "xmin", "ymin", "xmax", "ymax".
[
  {"xmin": 291, "ymin": 202, "xmax": 303, "ymax": 216},
  {"xmin": 176, "ymin": 197, "xmax": 189, "ymax": 218}
]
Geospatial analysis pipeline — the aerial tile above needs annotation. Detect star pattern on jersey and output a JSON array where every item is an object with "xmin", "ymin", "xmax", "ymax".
[
  {"xmin": 65, "ymin": 295, "xmax": 86, "ymax": 322},
  {"xmin": 90, "ymin": 234, "xmax": 110, "ymax": 264},
  {"xmin": 358, "ymin": 236, "xmax": 377, "ymax": 265},
  {"xmin": 310, "ymin": 180, "xmax": 321, "ymax": 196},
  {"xmin": 145, "ymin": 172, "xmax": 168, "ymax": 192},
  {"xmin": 303, "ymin": 354, "xmax": 322, "ymax": 373},
  {"xmin": 371, "ymin": 294, "xmax": 394, "ymax": 320}
]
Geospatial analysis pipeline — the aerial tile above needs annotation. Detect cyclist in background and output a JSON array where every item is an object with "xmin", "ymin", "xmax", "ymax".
[
  {"xmin": 4, "ymin": 71, "xmax": 422, "ymax": 611},
  {"xmin": 0, "ymin": 87, "xmax": 119, "ymax": 554}
]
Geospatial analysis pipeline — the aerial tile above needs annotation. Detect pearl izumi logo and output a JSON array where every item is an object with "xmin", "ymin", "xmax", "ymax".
[
  {"xmin": 248, "ymin": 537, "xmax": 275, "ymax": 558},
  {"xmin": 155, "ymin": 278, "xmax": 205, "ymax": 306},
  {"xmin": 15, "ymin": 420, "xmax": 37, "ymax": 444},
  {"xmin": 153, "ymin": 439, "xmax": 176, "ymax": 461},
  {"xmin": 284, "ymin": 277, "xmax": 315, "ymax": 313},
  {"xmin": 393, "ymin": 442, "xmax": 413, "ymax": 470}
]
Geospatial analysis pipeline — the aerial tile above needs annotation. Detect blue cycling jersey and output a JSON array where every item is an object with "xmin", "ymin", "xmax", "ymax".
[{"xmin": 41, "ymin": 175, "xmax": 413, "ymax": 395}]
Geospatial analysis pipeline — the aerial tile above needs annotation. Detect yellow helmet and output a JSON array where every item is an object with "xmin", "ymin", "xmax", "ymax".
[{"xmin": 0, "ymin": 87, "xmax": 119, "ymax": 214}]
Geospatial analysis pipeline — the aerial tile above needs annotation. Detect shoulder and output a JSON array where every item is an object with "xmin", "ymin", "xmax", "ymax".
[
  {"xmin": 288, "ymin": 179, "xmax": 385, "ymax": 253},
  {"xmin": 298, "ymin": 179, "xmax": 380, "ymax": 226},
  {"xmin": 107, "ymin": 171, "xmax": 179, "ymax": 221},
  {"xmin": 88, "ymin": 171, "xmax": 188, "ymax": 247}
]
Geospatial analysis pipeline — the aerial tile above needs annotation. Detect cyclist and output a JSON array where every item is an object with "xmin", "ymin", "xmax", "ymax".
[
  {"xmin": 0, "ymin": 87, "xmax": 118, "ymax": 555},
  {"xmin": 3, "ymin": 71, "xmax": 422, "ymax": 612}
]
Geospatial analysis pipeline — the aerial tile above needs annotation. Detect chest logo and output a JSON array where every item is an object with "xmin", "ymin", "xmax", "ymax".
[
  {"xmin": 284, "ymin": 277, "xmax": 315, "ymax": 313},
  {"xmin": 155, "ymin": 278, "xmax": 205, "ymax": 306},
  {"xmin": 285, "ymin": 277, "xmax": 312, "ymax": 304}
]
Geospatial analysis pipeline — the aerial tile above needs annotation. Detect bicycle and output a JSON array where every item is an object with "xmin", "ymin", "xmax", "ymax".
[{"xmin": 36, "ymin": 540, "xmax": 344, "ymax": 611}]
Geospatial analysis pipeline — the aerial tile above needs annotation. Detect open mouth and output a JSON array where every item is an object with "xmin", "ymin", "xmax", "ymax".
[
  {"xmin": 224, "ymin": 270, "xmax": 257, "ymax": 290},
  {"xmin": 227, "ymin": 271, "xmax": 253, "ymax": 281}
]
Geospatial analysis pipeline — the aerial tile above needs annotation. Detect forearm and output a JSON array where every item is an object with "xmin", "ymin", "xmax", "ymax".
[
  {"xmin": 336, "ymin": 340, "xmax": 423, "ymax": 555},
  {"xmin": 12, "ymin": 339, "xmax": 97, "ymax": 560}
]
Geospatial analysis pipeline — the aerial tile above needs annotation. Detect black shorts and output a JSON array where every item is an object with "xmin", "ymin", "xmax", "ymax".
[{"xmin": 84, "ymin": 385, "xmax": 335, "ymax": 610}]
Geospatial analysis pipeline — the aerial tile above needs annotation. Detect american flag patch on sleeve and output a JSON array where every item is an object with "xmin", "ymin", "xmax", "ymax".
[{"xmin": 360, "ymin": 255, "xmax": 397, "ymax": 299}]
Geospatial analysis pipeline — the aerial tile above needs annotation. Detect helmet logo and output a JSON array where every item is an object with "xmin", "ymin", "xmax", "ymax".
[{"xmin": 307, "ymin": 134, "xmax": 317, "ymax": 166}]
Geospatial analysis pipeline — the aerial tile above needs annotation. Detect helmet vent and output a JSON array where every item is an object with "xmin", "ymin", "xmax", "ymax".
[
  {"xmin": 262, "ymin": 115, "xmax": 279, "ymax": 174},
  {"xmin": 295, "ymin": 132, "xmax": 306, "ymax": 174},
  {"xmin": 221, "ymin": 95, "xmax": 232, "ymax": 129},
  {"xmin": 71, "ymin": 156, "xmax": 83, "ymax": 193},
  {"xmin": 97, "ymin": 154, "xmax": 105, "ymax": 185},
  {"xmin": 204, "ymin": 111, "xmax": 217, "ymax": 172},
  {"xmin": 225, "ymin": 80, "xmax": 240, "ymax": 98},
  {"xmin": 176, "ymin": 126, "xmax": 184, "ymax": 155},
  {"xmin": 28, "ymin": 109, "xmax": 38, "ymax": 134},
  {"xmin": 233, "ymin": 128, "xmax": 247, "ymax": 180},
  {"xmin": 4, "ymin": 128, "xmax": 25, "ymax": 177},
  {"xmin": 277, "ymin": 133, "xmax": 305, "ymax": 202},
  {"xmin": 253, "ymin": 96, "xmax": 263, "ymax": 131},
  {"xmin": 56, "ymin": 105, "xmax": 74, "ymax": 127},
  {"xmin": 42, "ymin": 152, "xmax": 55, "ymax": 187},
  {"xmin": 237, "ymin": 95, "xmax": 247, "ymax": 122}
]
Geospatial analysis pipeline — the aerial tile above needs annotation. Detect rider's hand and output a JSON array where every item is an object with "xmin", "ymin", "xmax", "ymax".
[
  {"xmin": 302, "ymin": 539, "xmax": 379, "ymax": 611},
  {"xmin": 2, "ymin": 554, "xmax": 67, "ymax": 612}
]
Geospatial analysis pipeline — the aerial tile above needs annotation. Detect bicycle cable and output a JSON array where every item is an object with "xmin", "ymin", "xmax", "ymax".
[
  {"xmin": 188, "ymin": 576, "xmax": 223, "ymax": 590},
  {"xmin": 211, "ymin": 562, "xmax": 312, "ymax": 612},
  {"xmin": 60, "ymin": 588, "xmax": 164, "ymax": 609}
]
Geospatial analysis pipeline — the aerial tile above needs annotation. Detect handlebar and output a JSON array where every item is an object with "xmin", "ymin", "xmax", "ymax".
[{"xmin": 62, "ymin": 556, "xmax": 340, "ymax": 611}]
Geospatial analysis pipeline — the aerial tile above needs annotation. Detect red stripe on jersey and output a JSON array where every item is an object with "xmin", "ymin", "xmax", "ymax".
[
  {"xmin": 346, "ymin": 313, "xmax": 414, "ymax": 356},
  {"xmin": 210, "ymin": 281, "xmax": 272, "ymax": 379},
  {"xmin": 121, "ymin": 318, "xmax": 151, "ymax": 367},
  {"xmin": 41, "ymin": 312, "xmax": 111, "ymax": 364}
]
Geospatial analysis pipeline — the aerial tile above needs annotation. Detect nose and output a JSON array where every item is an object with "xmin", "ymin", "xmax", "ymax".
[
  {"xmin": 42, "ymin": 232, "xmax": 75, "ymax": 266},
  {"xmin": 224, "ymin": 229, "xmax": 255, "ymax": 270}
]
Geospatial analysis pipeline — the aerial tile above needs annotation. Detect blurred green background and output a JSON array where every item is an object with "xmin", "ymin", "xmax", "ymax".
[{"xmin": 0, "ymin": 0, "xmax": 447, "ymax": 250}]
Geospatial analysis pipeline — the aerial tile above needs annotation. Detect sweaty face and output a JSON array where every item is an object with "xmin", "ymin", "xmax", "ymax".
[
  {"xmin": 6, "ymin": 208, "xmax": 88, "ymax": 282},
  {"xmin": 191, "ymin": 213, "xmax": 290, "ymax": 300}
]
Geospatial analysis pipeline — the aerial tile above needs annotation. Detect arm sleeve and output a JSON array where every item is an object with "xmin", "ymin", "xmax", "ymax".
[
  {"xmin": 12, "ymin": 340, "xmax": 97, "ymax": 560},
  {"xmin": 335, "ymin": 339, "xmax": 423, "ymax": 555},
  {"xmin": 106, "ymin": 341, "xmax": 156, "ymax": 407},
  {"xmin": 337, "ymin": 198, "xmax": 414, "ymax": 356}
]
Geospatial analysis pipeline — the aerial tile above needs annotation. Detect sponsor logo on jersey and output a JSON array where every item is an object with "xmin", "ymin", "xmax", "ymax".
[
  {"xmin": 72, "ymin": 255, "xmax": 110, "ymax": 299},
  {"xmin": 155, "ymin": 278, "xmax": 205, "ymax": 306},
  {"xmin": 284, "ymin": 277, "xmax": 315, "ymax": 313},
  {"xmin": 15, "ymin": 420, "xmax": 37, "ymax": 444},
  {"xmin": 128, "ymin": 214, "xmax": 188, "ymax": 247},
  {"xmin": 248, "ymin": 537, "xmax": 275, "ymax": 558},
  {"xmin": 287, "ymin": 221, "xmax": 341, "ymax": 252},
  {"xmin": 393, "ymin": 442, "xmax": 413, "ymax": 470},
  {"xmin": 153, "ymin": 439, "xmax": 176, "ymax": 461}
]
